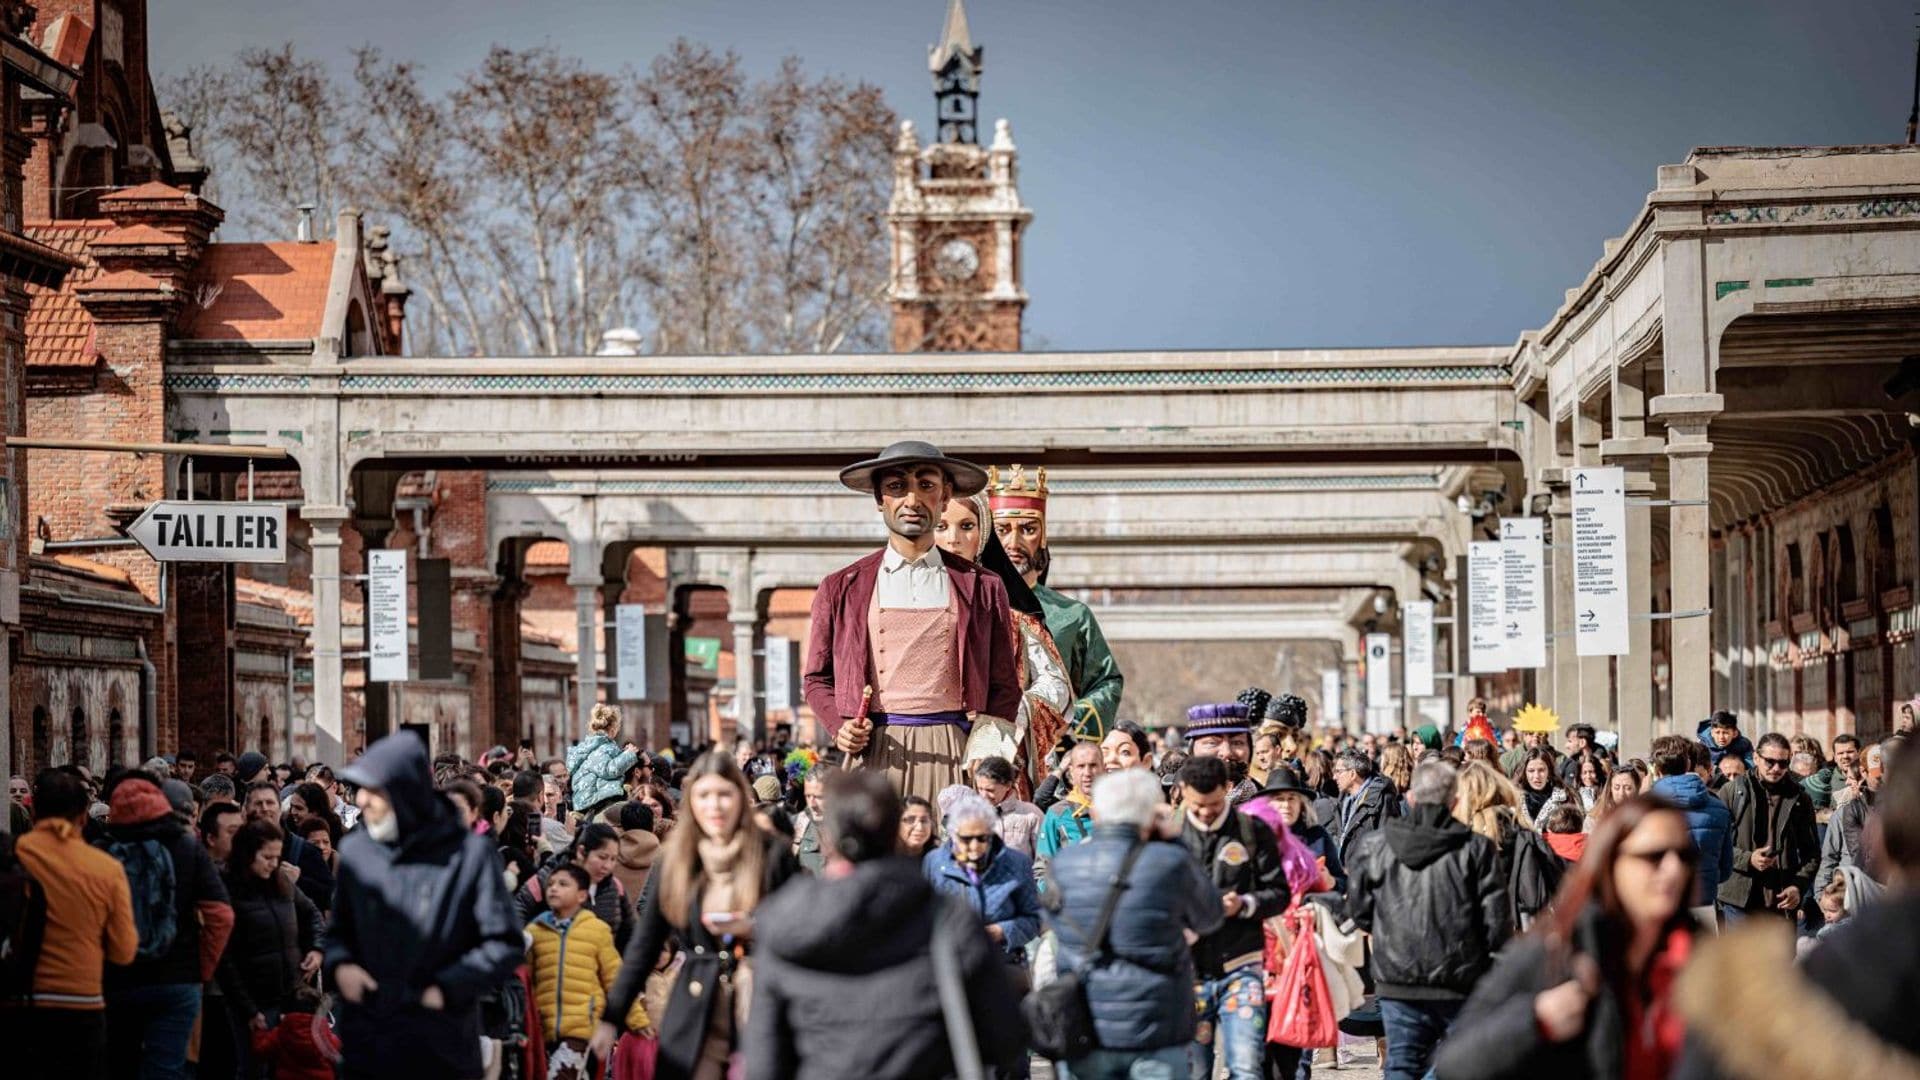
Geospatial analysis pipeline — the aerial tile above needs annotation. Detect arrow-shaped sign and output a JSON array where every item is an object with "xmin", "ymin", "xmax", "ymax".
[
  {"xmin": 1575, "ymin": 471, "xmax": 1590, "ymax": 487},
  {"xmin": 125, "ymin": 501, "xmax": 288, "ymax": 564},
  {"xmin": 1581, "ymin": 610, "xmax": 1597, "ymax": 622}
]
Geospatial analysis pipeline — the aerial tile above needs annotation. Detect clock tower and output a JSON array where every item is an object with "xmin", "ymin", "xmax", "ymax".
[{"xmin": 889, "ymin": 0, "xmax": 1031, "ymax": 352}]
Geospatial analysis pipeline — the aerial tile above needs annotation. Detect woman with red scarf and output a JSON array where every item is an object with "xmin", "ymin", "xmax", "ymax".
[{"xmin": 1430, "ymin": 795, "xmax": 1704, "ymax": 1080}]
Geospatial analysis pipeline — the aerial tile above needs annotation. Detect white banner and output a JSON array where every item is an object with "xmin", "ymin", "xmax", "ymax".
[
  {"xmin": 1364, "ymin": 633, "xmax": 1392, "ymax": 710},
  {"xmin": 616, "ymin": 604, "xmax": 647, "ymax": 701},
  {"xmin": 764, "ymin": 636, "xmax": 794, "ymax": 713},
  {"xmin": 1321, "ymin": 668, "xmax": 1342, "ymax": 727},
  {"xmin": 1500, "ymin": 517, "xmax": 1547, "ymax": 670},
  {"xmin": 1468, "ymin": 540, "xmax": 1508, "ymax": 674},
  {"xmin": 1402, "ymin": 600, "xmax": 1435, "ymax": 697},
  {"xmin": 1572, "ymin": 466, "xmax": 1630, "ymax": 656},
  {"xmin": 367, "ymin": 549, "xmax": 408, "ymax": 682}
]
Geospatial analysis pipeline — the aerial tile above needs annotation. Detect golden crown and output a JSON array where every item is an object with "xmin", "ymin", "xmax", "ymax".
[
  {"xmin": 987, "ymin": 464, "xmax": 1048, "ymax": 519},
  {"xmin": 1512, "ymin": 702, "xmax": 1561, "ymax": 733}
]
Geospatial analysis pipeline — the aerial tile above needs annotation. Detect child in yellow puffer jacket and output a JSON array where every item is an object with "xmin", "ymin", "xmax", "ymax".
[{"xmin": 526, "ymin": 865, "xmax": 652, "ymax": 1079}]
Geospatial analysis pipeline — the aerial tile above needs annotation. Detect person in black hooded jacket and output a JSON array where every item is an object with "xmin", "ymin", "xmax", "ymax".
[
  {"xmin": 321, "ymin": 733, "xmax": 522, "ymax": 1080},
  {"xmin": 743, "ymin": 768, "xmax": 1024, "ymax": 1080},
  {"xmin": 1348, "ymin": 760, "xmax": 1509, "ymax": 1080}
]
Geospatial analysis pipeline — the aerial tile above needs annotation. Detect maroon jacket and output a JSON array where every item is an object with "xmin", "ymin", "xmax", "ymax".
[{"xmin": 803, "ymin": 548, "xmax": 1021, "ymax": 735}]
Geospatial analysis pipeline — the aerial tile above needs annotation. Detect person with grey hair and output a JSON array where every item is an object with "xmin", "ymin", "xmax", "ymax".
[
  {"xmin": 1044, "ymin": 768, "xmax": 1224, "ymax": 1079},
  {"xmin": 1333, "ymin": 745, "xmax": 1400, "ymax": 873},
  {"xmin": 1348, "ymin": 760, "xmax": 1510, "ymax": 1080},
  {"xmin": 926, "ymin": 787, "xmax": 1043, "ymax": 968}
]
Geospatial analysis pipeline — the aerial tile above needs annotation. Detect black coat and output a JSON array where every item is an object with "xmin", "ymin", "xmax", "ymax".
[
  {"xmin": 1348, "ymin": 803, "xmax": 1510, "ymax": 1000},
  {"xmin": 1715, "ymin": 773, "xmax": 1817, "ymax": 910},
  {"xmin": 1333, "ymin": 775, "xmax": 1401, "ymax": 871},
  {"xmin": 743, "ymin": 855, "xmax": 1026, "ymax": 1079},
  {"xmin": 1432, "ymin": 905, "xmax": 1702, "ymax": 1080},
  {"xmin": 1181, "ymin": 809, "xmax": 1289, "ymax": 979},
  {"xmin": 100, "ymin": 801, "xmax": 230, "ymax": 991},
  {"xmin": 605, "ymin": 834, "xmax": 799, "ymax": 1080},
  {"xmin": 321, "ymin": 735, "xmax": 524, "ymax": 1078},
  {"xmin": 217, "ymin": 871, "xmax": 322, "ymax": 1021},
  {"xmin": 1048, "ymin": 826, "xmax": 1223, "ymax": 1050}
]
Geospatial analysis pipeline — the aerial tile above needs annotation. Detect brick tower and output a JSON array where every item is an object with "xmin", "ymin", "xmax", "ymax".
[{"xmin": 887, "ymin": 0, "xmax": 1031, "ymax": 352}]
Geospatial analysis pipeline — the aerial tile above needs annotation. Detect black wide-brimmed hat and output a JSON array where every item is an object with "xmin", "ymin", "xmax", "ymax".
[
  {"xmin": 1259, "ymin": 765, "xmax": 1315, "ymax": 798},
  {"xmin": 837, "ymin": 440, "xmax": 990, "ymax": 496}
]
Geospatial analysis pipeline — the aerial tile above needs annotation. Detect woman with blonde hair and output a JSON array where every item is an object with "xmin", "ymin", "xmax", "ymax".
[
  {"xmin": 593, "ymin": 751, "xmax": 798, "ymax": 1078},
  {"xmin": 1456, "ymin": 760, "xmax": 1566, "ymax": 932},
  {"xmin": 1378, "ymin": 741, "xmax": 1415, "ymax": 797},
  {"xmin": 567, "ymin": 703, "xmax": 641, "ymax": 819}
]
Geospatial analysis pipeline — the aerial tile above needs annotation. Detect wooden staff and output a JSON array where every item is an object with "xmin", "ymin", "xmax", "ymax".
[{"xmin": 840, "ymin": 684, "xmax": 874, "ymax": 768}]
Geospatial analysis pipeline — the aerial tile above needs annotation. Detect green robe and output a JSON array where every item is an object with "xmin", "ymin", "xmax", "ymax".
[{"xmin": 1033, "ymin": 583, "xmax": 1124, "ymax": 737}]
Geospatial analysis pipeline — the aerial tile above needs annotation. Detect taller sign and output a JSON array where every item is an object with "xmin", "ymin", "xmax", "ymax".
[
  {"xmin": 1572, "ymin": 467, "xmax": 1630, "ymax": 656},
  {"xmin": 126, "ymin": 501, "xmax": 287, "ymax": 564}
]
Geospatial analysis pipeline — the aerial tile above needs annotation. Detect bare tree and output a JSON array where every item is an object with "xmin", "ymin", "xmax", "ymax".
[{"xmin": 157, "ymin": 39, "xmax": 896, "ymax": 357}]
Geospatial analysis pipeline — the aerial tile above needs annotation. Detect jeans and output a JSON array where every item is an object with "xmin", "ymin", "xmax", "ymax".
[
  {"xmin": 1063, "ymin": 1045, "xmax": 1189, "ymax": 1080},
  {"xmin": 1378, "ymin": 998, "xmax": 1460, "ymax": 1080},
  {"xmin": 1190, "ymin": 965, "xmax": 1268, "ymax": 1080},
  {"xmin": 106, "ymin": 982, "xmax": 203, "ymax": 1080}
]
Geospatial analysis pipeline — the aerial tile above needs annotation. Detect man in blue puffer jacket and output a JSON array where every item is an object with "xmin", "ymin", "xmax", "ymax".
[
  {"xmin": 1046, "ymin": 768, "xmax": 1222, "ymax": 1078},
  {"xmin": 1651, "ymin": 734, "xmax": 1734, "ymax": 910}
]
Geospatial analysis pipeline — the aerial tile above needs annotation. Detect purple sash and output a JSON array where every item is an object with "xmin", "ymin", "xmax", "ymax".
[{"xmin": 871, "ymin": 710, "xmax": 971, "ymax": 732}]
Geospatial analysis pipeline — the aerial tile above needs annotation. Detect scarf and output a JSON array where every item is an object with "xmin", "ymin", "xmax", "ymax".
[
  {"xmin": 1523, "ymin": 783, "xmax": 1554, "ymax": 821},
  {"xmin": 697, "ymin": 832, "xmax": 745, "ymax": 917}
]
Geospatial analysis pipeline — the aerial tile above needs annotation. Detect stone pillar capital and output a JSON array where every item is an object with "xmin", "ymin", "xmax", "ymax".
[{"xmin": 1649, "ymin": 392, "xmax": 1724, "ymax": 428}]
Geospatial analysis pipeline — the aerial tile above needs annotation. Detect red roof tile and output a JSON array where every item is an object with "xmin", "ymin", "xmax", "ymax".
[
  {"xmin": 24, "ymin": 220, "xmax": 107, "ymax": 368},
  {"xmin": 80, "ymin": 269, "xmax": 167, "ymax": 293},
  {"xmin": 99, "ymin": 181, "xmax": 200, "ymax": 204},
  {"xmin": 236, "ymin": 577, "xmax": 364, "ymax": 628},
  {"xmin": 93, "ymin": 224, "xmax": 182, "ymax": 246},
  {"xmin": 175, "ymin": 242, "xmax": 335, "ymax": 342},
  {"xmin": 525, "ymin": 541, "xmax": 569, "ymax": 569}
]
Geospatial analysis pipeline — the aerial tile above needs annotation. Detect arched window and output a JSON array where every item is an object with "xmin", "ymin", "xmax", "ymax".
[
  {"xmin": 107, "ymin": 708, "xmax": 126, "ymax": 768},
  {"xmin": 69, "ymin": 706, "xmax": 89, "ymax": 772},
  {"xmin": 31, "ymin": 706, "xmax": 50, "ymax": 771}
]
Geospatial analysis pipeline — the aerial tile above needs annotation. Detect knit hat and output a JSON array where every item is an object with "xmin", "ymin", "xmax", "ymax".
[
  {"xmin": 235, "ymin": 751, "xmax": 270, "ymax": 784},
  {"xmin": 108, "ymin": 777, "xmax": 173, "ymax": 827},
  {"xmin": 751, "ymin": 775, "xmax": 781, "ymax": 804},
  {"xmin": 161, "ymin": 778, "xmax": 196, "ymax": 823},
  {"xmin": 1185, "ymin": 702, "xmax": 1252, "ymax": 740},
  {"xmin": 1264, "ymin": 693, "xmax": 1308, "ymax": 728}
]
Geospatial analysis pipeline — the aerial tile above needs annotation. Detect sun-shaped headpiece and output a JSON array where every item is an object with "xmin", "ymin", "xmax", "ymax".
[{"xmin": 1511, "ymin": 702, "xmax": 1561, "ymax": 734}]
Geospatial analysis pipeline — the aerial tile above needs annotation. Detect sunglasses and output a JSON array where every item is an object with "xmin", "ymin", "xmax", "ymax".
[
  {"xmin": 1758, "ymin": 755, "xmax": 1791, "ymax": 768},
  {"xmin": 1622, "ymin": 846, "xmax": 1697, "ymax": 868},
  {"xmin": 954, "ymin": 832, "xmax": 994, "ymax": 846}
]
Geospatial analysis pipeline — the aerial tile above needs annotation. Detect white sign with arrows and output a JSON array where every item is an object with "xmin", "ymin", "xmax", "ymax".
[
  {"xmin": 1573, "ymin": 466, "xmax": 1630, "ymax": 656},
  {"xmin": 616, "ymin": 604, "xmax": 648, "ymax": 701},
  {"xmin": 1467, "ymin": 540, "xmax": 1508, "ymax": 674},
  {"xmin": 1402, "ymin": 600, "xmax": 1435, "ymax": 697},
  {"xmin": 1501, "ymin": 517, "xmax": 1547, "ymax": 670},
  {"xmin": 126, "ymin": 501, "xmax": 287, "ymax": 564},
  {"xmin": 367, "ymin": 549, "xmax": 408, "ymax": 682}
]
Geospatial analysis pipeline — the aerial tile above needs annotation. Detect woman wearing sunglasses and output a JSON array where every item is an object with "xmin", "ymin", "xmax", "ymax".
[{"xmin": 1431, "ymin": 795, "xmax": 1706, "ymax": 1080}]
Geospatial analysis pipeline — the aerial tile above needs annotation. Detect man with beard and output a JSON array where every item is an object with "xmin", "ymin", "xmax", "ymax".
[
  {"xmin": 987, "ymin": 464, "xmax": 1124, "ymax": 737},
  {"xmin": 803, "ymin": 441, "xmax": 1021, "ymax": 802},
  {"xmin": 1185, "ymin": 700, "xmax": 1261, "ymax": 806}
]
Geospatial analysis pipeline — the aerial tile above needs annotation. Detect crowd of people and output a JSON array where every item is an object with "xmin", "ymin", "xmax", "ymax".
[{"xmin": 2, "ymin": 691, "xmax": 1915, "ymax": 1080}]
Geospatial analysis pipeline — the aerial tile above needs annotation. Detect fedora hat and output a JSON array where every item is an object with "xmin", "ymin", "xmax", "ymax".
[
  {"xmin": 838, "ymin": 440, "xmax": 989, "ymax": 496},
  {"xmin": 1259, "ymin": 765, "xmax": 1315, "ymax": 798}
]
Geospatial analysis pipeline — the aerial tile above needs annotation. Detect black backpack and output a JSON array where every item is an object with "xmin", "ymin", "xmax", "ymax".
[
  {"xmin": 1509, "ymin": 828, "xmax": 1565, "ymax": 931},
  {"xmin": 1022, "ymin": 840, "xmax": 1148, "ymax": 1061},
  {"xmin": 0, "ymin": 835, "xmax": 49, "ymax": 1003}
]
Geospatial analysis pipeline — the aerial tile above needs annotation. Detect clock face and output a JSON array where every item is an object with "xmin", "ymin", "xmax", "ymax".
[{"xmin": 935, "ymin": 238, "xmax": 980, "ymax": 282}]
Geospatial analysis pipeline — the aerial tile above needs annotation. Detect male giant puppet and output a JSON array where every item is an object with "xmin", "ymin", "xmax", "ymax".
[
  {"xmin": 988, "ymin": 465, "xmax": 1125, "ymax": 737},
  {"xmin": 803, "ymin": 441, "xmax": 1021, "ymax": 801}
]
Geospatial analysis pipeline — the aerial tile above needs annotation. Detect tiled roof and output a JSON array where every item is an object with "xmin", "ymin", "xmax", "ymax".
[
  {"xmin": 236, "ymin": 577, "xmax": 364, "ymax": 627},
  {"xmin": 175, "ymin": 242, "xmax": 335, "ymax": 342},
  {"xmin": 525, "ymin": 541, "xmax": 569, "ymax": 569},
  {"xmin": 24, "ymin": 220, "xmax": 107, "ymax": 368}
]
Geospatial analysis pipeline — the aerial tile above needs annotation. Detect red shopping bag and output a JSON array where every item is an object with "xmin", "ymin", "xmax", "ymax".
[
  {"xmin": 1267, "ymin": 908, "xmax": 1338, "ymax": 1049},
  {"xmin": 611, "ymin": 1032, "xmax": 658, "ymax": 1080}
]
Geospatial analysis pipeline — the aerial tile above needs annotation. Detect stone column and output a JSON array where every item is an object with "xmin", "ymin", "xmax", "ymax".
[
  {"xmin": 1572, "ymin": 407, "xmax": 1612, "ymax": 729},
  {"xmin": 1602, "ymin": 435, "xmax": 1662, "ymax": 759},
  {"xmin": 1543, "ymin": 470, "xmax": 1580, "ymax": 723},
  {"xmin": 570, "ymin": 576, "xmax": 600, "ymax": 738},
  {"xmin": 1652, "ymin": 393, "xmax": 1723, "ymax": 731},
  {"xmin": 490, "ymin": 573, "xmax": 529, "ymax": 750},
  {"xmin": 731, "ymin": 610, "xmax": 762, "ymax": 744},
  {"xmin": 306, "ymin": 507, "xmax": 349, "ymax": 764}
]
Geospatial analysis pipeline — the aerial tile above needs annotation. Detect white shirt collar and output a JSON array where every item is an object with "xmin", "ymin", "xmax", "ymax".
[{"xmin": 882, "ymin": 544, "xmax": 945, "ymax": 573}]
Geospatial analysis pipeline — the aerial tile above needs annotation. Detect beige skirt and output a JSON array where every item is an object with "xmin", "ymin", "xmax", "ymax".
[{"xmin": 860, "ymin": 720, "xmax": 969, "ymax": 802}]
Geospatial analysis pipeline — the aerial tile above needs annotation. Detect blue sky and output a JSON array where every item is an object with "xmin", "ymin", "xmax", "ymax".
[{"xmin": 151, "ymin": 0, "xmax": 1913, "ymax": 351}]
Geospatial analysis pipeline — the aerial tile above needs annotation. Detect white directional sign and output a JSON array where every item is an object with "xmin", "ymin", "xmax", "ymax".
[
  {"xmin": 616, "ymin": 604, "xmax": 648, "ymax": 700},
  {"xmin": 1500, "ymin": 517, "xmax": 1547, "ymax": 669},
  {"xmin": 764, "ymin": 636, "xmax": 794, "ymax": 713},
  {"xmin": 367, "ymin": 550, "xmax": 408, "ymax": 682},
  {"xmin": 1321, "ymin": 668, "xmax": 1342, "ymax": 727},
  {"xmin": 1467, "ymin": 540, "xmax": 1508, "ymax": 674},
  {"xmin": 1402, "ymin": 600, "xmax": 1435, "ymax": 697},
  {"xmin": 126, "ymin": 501, "xmax": 287, "ymax": 564},
  {"xmin": 1364, "ymin": 633, "xmax": 1392, "ymax": 710},
  {"xmin": 1572, "ymin": 466, "xmax": 1630, "ymax": 656}
]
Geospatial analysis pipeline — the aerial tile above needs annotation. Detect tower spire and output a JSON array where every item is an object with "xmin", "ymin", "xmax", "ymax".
[{"xmin": 928, "ymin": 0, "xmax": 984, "ymax": 144}]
